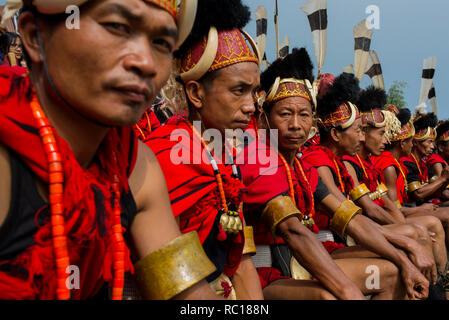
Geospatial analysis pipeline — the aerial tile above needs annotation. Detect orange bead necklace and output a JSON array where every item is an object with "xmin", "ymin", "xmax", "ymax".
[
  {"xmin": 278, "ymin": 153, "xmax": 315, "ymax": 221},
  {"xmin": 30, "ymin": 96, "xmax": 125, "ymax": 300}
]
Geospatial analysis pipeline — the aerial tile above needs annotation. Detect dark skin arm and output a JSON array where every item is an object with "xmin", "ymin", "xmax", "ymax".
[
  {"xmin": 129, "ymin": 142, "xmax": 221, "ymax": 300},
  {"xmin": 275, "ymin": 210, "xmax": 365, "ymax": 300},
  {"xmin": 317, "ymin": 165, "xmax": 429, "ymax": 299},
  {"xmin": 431, "ymin": 163, "xmax": 443, "ymax": 178},
  {"xmin": 343, "ymin": 161, "xmax": 398, "ymax": 225},
  {"xmin": 382, "ymin": 165, "xmax": 425, "ymax": 217},
  {"xmin": 232, "ymin": 254, "xmax": 264, "ymax": 300},
  {"xmin": 409, "ymin": 166, "xmax": 449, "ymax": 201},
  {"xmin": 231, "ymin": 219, "xmax": 264, "ymax": 300},
  {"xmin": 382, "ymin": 195, "xmax": 406, "ymax": 223}
]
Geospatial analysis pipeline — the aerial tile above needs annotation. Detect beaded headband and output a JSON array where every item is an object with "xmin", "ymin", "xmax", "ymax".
[
  {"xmin": 178, "ymin": 27, "xmax": 260, "ymax": 82},
  {"xmin": 319, "ymin": 102, "xmax": 360, "ymax": 129},
  {"xmin": 1, "ymin": 0, "xmax": 197, "ymax": 47},
  {"xmin": 414, "ymin": 127, "xmax": 437, "ymax": 141},
  {"xmin": 390, "ymin": 121, "xmax": 415, "ymax": 142},
  {"xmin": 361, "ymin": 108, "xmax": 402, "ymax": 143},
  {"xmin": 260, "ymin": 77, "xmax": 317, "ymax": 108}
]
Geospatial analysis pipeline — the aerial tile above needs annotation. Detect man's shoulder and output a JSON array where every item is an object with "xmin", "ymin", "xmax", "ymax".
[{"xmin": 0, "ymin": 142, "xmax": 11, "ymax": 228}]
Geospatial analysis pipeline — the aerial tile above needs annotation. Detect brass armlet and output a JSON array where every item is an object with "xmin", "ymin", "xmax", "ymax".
[
  {"xmin": 242, "ymin": 226, "xmax": 256, "ymax": 256},
  {"xmin": 349, "ymin": 183, "xmax": 370, "ymax": 201},
  {"xmin": 407, "ymin": 181, "xmax": 422, "ymax": 192},
  {"xmin": 134, "ymin": 231, "xmax": 216, "ymax": 300},
  {"xmin": 395, "ymin": 200, "xmax": 403, "ymax": 209},
  {"xmin": 369, "ymin": 183, "xmax": 389, "ymax": 201},
  {"xmin": 330, "ymin": 200, "xmax": 362, "ymax": 237},
  {"xmin": 430, "ymin": 176, "xmax": 438, "ymax": 183},
  {"xmin": 262, "ymin": 196, "xmax": 303, "ymax": 238}
]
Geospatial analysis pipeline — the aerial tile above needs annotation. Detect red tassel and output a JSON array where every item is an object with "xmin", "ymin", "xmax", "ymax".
[
  {"xmin": 221, "ymin": 281, "xmax": 232, "ymax": 299},
  {"xmin": 216, "ymin": 224, "xmax": 227, "ymax": 241}
]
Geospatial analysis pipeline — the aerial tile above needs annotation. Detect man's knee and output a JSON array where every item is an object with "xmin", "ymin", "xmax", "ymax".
[
  {"xmin": 400, "ymin": 223, "xmax": 419, "ymax": 240},
  {"xmin": 411, "ymin": 223, "xmax": 429, "ymax": 242}
]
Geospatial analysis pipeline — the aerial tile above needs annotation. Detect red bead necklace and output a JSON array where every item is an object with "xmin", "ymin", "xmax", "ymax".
[
  {"xmin": 278, "ymin": 153, "xmax": 315, "ymax": 220},
  {"xmin": 30, "ymin": 96, "xmax": 125, "ymax": 300}
]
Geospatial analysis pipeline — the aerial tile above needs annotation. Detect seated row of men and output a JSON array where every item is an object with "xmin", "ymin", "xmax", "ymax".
[
  {"xmin": 135, "ymin": 46, "xmax": 449, "ymax": 299},
  {"xmin": 1, "ymin": 0, "xmax": 448, "ymax": 300}
]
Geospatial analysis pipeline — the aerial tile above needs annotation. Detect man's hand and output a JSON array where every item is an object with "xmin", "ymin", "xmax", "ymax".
[
  {"xmin": 419, "ymin": 203, "xmax": 437, "ymax": 212},
  {"xmin": 406, "ymin": 241, "xmax": 437, "ymax": 285},
  {"xmin": 400, "ymin": 260, "xmax": 429, "ymax": 300}
]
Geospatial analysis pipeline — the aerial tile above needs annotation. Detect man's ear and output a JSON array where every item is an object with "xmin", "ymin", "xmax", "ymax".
[
  {"xmin": 330, "ymin": 127, "xmax": 341, "ymax": 143},
  {"xmin": 18, "ymin": 11, "xmax": 43, "ymax": 65},
  {"xmin": 184, "ymin": 80, "xmax": 205, "ymax": 111}
]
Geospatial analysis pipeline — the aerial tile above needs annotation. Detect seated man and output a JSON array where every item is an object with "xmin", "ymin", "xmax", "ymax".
[
  {"xmin": 0, "ymin": 0, "xmax": 219, "ymax": 300},
  {"xmin": 238, "ymin": 48, "xmax": 412, "ymax": 300},
  {"xmin": 342, "ymin": 87, "xmax": 447, "ymax": 282},
  {"xmin": 401, "ymin": 112, "xmax": 448, "ymax": 204},
  {"xmin": 147, "ymin": 0, "xmax": 263, "ymax": 300},
  {"xmin": 426, "ymin": 120, "xmax": 449, "ymax": 203},
  {"xmin": 372, "ymin": 106, "xmax": 449, "ymax": 295},
  {"xmin": 302, "ymin": 73, "xmax": 432, "ymax": 299}
]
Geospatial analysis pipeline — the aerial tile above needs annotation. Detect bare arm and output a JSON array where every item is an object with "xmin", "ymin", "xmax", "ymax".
[
  {"xmin": 316, "ymin": 165, "xmax": 429, "ymax": 299},
  {"xmin": 431, "ymin": 163, "xmax": 443, "ymax": 178},
  {"xmin": 276, "ymin": 214, "xmax": 365, "ymax": 300},
  {"xmin": 232, "ymin": 254, "xmax": 264, "ymax": 300},
  {"xmin": 0, "ymin": 144, "xmax": 11, "ymax": 228},
  {"xmin": 343, "ymin": 161, "xmax": 397, "ymax": 225},
  {"xmin": 129, "ymin": 142, "xmax": 220, "ymax": 300},
  {"xmin": 381, "ymin": 196, "xmax": 406, "ymax": 224},
  {"xmin": 410, "ymin": 176, "xmax": 448, "ymax": 202}
]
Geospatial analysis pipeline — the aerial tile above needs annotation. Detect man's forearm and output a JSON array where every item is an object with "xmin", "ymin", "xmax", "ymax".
[
  {"xmin": 345, "ymin": 215, "xmax": 410, "ymax": 271},
  {"xmin": 232, "ymin": 255, "xmax": 264, "ymax": 300},
  {"xmin": 412, "ymin": 177, "xmax": 448, "ymax": 201},
  {"xmin": 382, "ymin": 197, "xmax": 407, "ymax": 223},
  {"xmin": 279, "ymin": 220, "xmax": 364, "ymax": 299}
]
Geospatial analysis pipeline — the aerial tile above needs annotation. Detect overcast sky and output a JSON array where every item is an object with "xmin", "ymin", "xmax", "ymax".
[{"xmin": 244, "ymin": 0, "xmax": 449, "ymax": 119}]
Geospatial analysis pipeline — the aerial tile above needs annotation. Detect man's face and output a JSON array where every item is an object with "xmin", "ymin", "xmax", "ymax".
[
  {"xmin": 268, "ymin": 96, "xmax": 313, "ymax": 153},
  {"xmin": 198, "ymin": 62, "xmax": 259, "ymax": 133},
  {"xmin": 35, "ymin": 0, "xmax": 177, "ymax": 126},
  {"xmin": 363, "ymin": 126, "xmax": 387, "ymax": 156},
  {"xmin": 414, "ymin": 138, "xmax": 435, "ymax": 157},
  {"xmin": 337, "ymin": 117, "xmax": 363, "ymax": 156}
]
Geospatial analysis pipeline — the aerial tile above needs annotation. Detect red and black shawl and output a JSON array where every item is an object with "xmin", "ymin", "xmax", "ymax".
[
  {"xmin": 238, "ymin": 130, "xmax": 320, "ymax": 245},
  {"xmin": 371, "ymin": 151, "xmax": 407, "ymax": 204},
  {"xmin": 343, "ymin": 154, "xmax": 385, "ymax": 207},
  {"xmin": 146, "ymin": 117, "xmax": 245, "ymax": 278},
  {"xmin": 400, "ymin": 154, "xmax": 428, "ymax": 184},
  {"xmin": 0, "ymin": 66, "xmax": 138, "ymax": 299}
]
